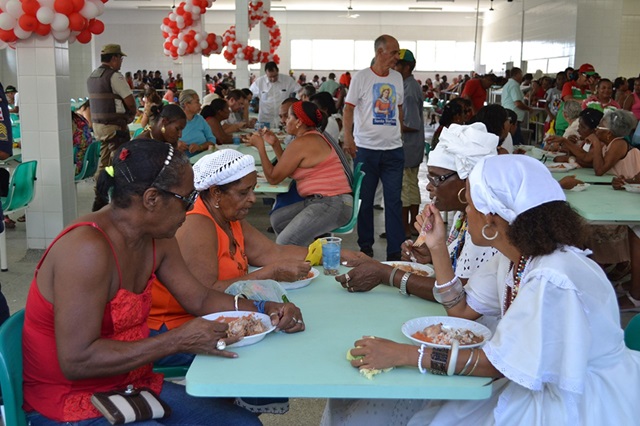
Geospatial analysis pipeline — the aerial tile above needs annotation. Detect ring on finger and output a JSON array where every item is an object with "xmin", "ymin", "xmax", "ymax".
[
  {"xmin": 345, "ymin": 273, "xmax": 351, "ymax": 282},
  {"xmin": 296, "ymin": 319, "xmax": 303, "ymax": 324},
  {"xmin": 216, "ymin": 339, "xmax": 226, "ymax": 351}
]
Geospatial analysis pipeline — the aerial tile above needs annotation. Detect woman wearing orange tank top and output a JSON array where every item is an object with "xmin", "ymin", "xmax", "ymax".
[{"xmin": 247, "ymin": 101, "xmax": 353, "ymax": 246}]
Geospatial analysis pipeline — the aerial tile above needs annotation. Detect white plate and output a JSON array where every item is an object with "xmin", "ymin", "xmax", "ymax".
[
  {"xmin": 547, "ymin": 162, "xmax": 577, "ymax": 173},
  {"xmin": 381, "ymin": 261, "xmax": 434, "ymax": 277},
  {"xmin": 624, "ymin": 184, "xmax": 640, "ymax": 194},
  {"xmin": 570, "ymin": 183, "xmax": 590, "ymax": 192},
  {"xmin": 402, "ymin": 316, "xmax": 491, "ymax": 349},
  {"xmin": 280, "ymin": 267, "xmax": 320, "ymax": 290},
  {"xmin": 202, "ymin": 311, "xmax": 275, "ymax": 348}
]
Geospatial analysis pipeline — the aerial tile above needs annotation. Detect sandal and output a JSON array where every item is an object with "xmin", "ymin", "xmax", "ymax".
[
  {"xmin": 618, "ymin": 291, "xmax": 640, "ymax": 313},
  {"xmin": 3, "ymin": 217, "xmax": 15, "ymax": 229},
  {"xmin": 16, "ymin": 215, "xmax": 25, "ymax": 222}
]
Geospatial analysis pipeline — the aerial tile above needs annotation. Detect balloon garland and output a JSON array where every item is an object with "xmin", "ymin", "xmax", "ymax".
[
  {"xmin": 161, "ymin": 0, "xmax": 280, "ymax": 65},
  {"xmin": 0, "ymin": 0, "xmax": 107, "ymax": 49},
  {"xmin": 221, "ymin": 1, "xmax": 280, "ymax": 65}
]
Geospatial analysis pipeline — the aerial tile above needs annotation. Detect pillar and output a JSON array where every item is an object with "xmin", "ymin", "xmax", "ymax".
[
  {"xmin": 182, "ymin": 20, "xmax": 204, "ymax": 97},
  {"xmin": 16, "ymin": 37, "xmax": 75, "ymax": 249},
  {"xmin": 235, "ymin": 0, "xmax": 250, "ymax": 88}
]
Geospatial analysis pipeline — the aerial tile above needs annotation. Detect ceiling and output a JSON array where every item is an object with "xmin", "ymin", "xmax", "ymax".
[{"xmin": 107, "ymin": 0, "xmax": 502, "ymax": 13}]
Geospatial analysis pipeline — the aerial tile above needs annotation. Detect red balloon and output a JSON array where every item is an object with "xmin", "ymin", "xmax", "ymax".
[
  {"xmin": 22, "ymin": 0, "xmax": 40, "ymax": 16},
  {"xmin": 35, "ymin": 23, "xmax": 51, "ymax": 36},
  {"xmin": 176, "ymin": 6, "xmax": 184, "ymax": 16},
  {"xmin": 68, "ymin": 12, "xmax": 86, "ymax": 31},
  {"xmin": 163, "ymin": 17, "xmax": 170, "ymax": 26},
  {"xmin": 0, "ymin": 28, "xmax": 17, "ymax": 42},
  {"xmin": 72, "ymin": 0, "xmax": 85, "ymax": 12},
  {"xmin": 19, "ymin": 14, "xmax": 39, "ymax": 32},
  {"xmin": 76, "ymin": 29, "xmax": 92, "ymax": 44},
  {"xmin": 88, "ymin": 19, "xmax": 104, "ymax": 35},
  {"xmin": 54, "ymin": 0, "xmax": 74, "ymax": 15}
]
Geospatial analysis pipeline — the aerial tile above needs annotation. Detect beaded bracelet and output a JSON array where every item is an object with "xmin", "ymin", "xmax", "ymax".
[
  {"xmin": 458, "ymin": 348, "xmax": 475, "ymax": 376},
  {"xmin": 253, "ymin": 300, "xmax": 266, "ymax": 314},
  {"xmin": 446, "ymin": 340, "xmax": 460, "ymax": 376},
  {"xmin": 388, "ymin": 267, "xmax": 400, "ymax": 287},
  {"xmin": 429, "ymin": 347, "xmax": 449, "ymax": 375},
  {"xmin": 417, "ymin": 344, "xmax": 427, "ymax": 374}
]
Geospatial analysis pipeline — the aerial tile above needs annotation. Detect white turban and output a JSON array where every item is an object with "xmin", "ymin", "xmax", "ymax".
[
  {"xmin": 427, "ymin": 123, "xmax": 498, "ymax": 179},
  {"xmin": 469, "ymin": 155, "xmax": 566, "ymax": 224},
  {"xmin": 193, "ymin": 149, "xmax": 256, "ymax": 191}
]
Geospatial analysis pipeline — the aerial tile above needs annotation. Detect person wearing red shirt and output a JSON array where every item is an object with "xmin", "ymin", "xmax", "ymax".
[{"xmin": 461, "ymin": 74, "xmax": 496, "ymax": 116}]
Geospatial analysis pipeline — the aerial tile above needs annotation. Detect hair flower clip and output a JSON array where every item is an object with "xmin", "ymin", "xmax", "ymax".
[{"xmin": 119, "ymin": 148, "xmax": 130, "ymax": 161}]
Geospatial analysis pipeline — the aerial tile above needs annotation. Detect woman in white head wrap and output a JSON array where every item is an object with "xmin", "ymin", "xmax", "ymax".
[
  {"xmin": 334, "ymin": 123, "xmax": 499, "ymax": 300},
  {"xmin": 149, "ymin": 149, "xmax": 309, "ymax": 368},
  {"xmin": 328, "ymin": 155, "xmax": 640, "ymax": 426}
]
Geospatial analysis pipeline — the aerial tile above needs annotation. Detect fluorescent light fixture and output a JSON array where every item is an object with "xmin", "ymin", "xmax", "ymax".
[
  {"xmin": 416, "ymin": 0, "xmax": 454, "ymax": 2},
  {"xmin": 271, "ymin": 5, "xmax": 286, "ymax": 10},
  {"xmin": 408, "ymin": 7, "xmax": 443, "ymax": 11}
]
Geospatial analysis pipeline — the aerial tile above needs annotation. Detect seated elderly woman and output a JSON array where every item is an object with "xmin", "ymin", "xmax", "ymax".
[
  {"xmin": 179, "ymin": 89, "xmax": 217, "ymax": 156},
  {"xmin": 247, "ymin": 101, "xmax": 353, "ymax": 246},
  {"xmin": 545, "ymin": 108, "xmax": 603, "ymax": 167},
  {"xmin": 201, "ymin": 99, "xmax": 238, "ymax": 145},
  {"xmin": 323, "ymin": 155, "xmax": 640, "ymax": 426},
  {"xmin": 22, "ymin": 140, "xmax": 304, "ymax": 425},
  {"xmin": 590, "ymin": 109, "xmax": 640, "ymax": 176},
  {"xmin": 135, "ymin": 103, "xmax": 187, "ymax": 149},
  {"xmin": 335, "ymin": 124, "xmax": 498, "ymax": 301},
  {"xmin": 149, "ymin": 149, "xmax": 313, "ymax": 363}
]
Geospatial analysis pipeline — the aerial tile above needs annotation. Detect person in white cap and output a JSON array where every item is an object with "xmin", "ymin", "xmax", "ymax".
[
  {"xmin": 324, "ymin": 154, "xmax": 640, "ymax": 426},
  {"xmin": 334, "ymin": 123, "xmax": 498, "ymax": 300},
  {"xmin": 149, "ymin": 149, "xmax": 311, "ymax": 367}
]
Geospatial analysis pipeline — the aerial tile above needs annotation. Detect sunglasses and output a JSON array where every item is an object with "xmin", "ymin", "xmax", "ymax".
[
  {"xmin": 156, "ymin": 187, "xmax": 198, "ymax": 211},
  {"xmin": 427, "ymin": 171, "xmax": 457, "ymax": 187}
]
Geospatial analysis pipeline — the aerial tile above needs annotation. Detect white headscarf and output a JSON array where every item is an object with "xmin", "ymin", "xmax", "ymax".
[
  {"xmin": 193, "ymin": 149, "xmax": 256, "ymax": 191},
  {"xmin": 469, "ymin": 155, "xmax": 566, "ymax": 224},
  {"xmin": 427, "ymin": 123, "xmax": 498, "ymax": 179}
]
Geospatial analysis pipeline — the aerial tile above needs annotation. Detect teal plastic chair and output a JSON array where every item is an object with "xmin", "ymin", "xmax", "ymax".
[
  {"xmin": 132, "ymin": 127, "xmax": 145, "ymax": 138},
  {"xmin": 152, "ymin": 365, "xmax": 189, "ymax": 379},
  {"xmin": 331, "ymin": 169, "xmax": 365, "ymax": 235},
  {"xmin": 1, "ymin": 160, "xmax": 37, "ymax": 271},
  {"xmin": 74, "ymin": 141, "xmax": 101, "ymax": 182},
  {"xmin": 625, "ymin": 314, "xmax": 640, "ymax": 351},
  {"xmin": 0, "ymin": 309, "xmax": 28, "ymax": 426}
]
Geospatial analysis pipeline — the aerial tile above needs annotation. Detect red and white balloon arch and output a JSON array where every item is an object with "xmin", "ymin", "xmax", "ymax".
[
  {"xmin": 161, "ymin": 0, "xmax": 281, "ymax": 65},
  {"xmin": 0, "ymin": 0, "xmax": 107, "ymax": 49}
]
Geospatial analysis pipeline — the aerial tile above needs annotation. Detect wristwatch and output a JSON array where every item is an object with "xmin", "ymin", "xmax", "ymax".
[{"xmin": 399, "ymin": 272, "xmax": 411, "ymax": 296}]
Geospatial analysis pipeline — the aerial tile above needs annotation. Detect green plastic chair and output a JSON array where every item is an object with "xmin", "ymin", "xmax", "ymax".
[
  {"xmin": 152, "ymin": 365, "xmax": 189, "ymax": 379},
  {"xmin": 74, "ymin": 141, "xmax": 101, "ymax": 182},
  {"xmin": 1, "ymin": 160, "xmax": 37, "ymax": 271},
  {"xmin": 0, "ymin": 309, "xmax": 28, "ymax": 426},
  {"xmin": 625, "ymin": 314, "xmax": 640, "ymax": 351},
  {"xmin": 331, "ymin": 169, "xmax": 365, "ymax": 235}
]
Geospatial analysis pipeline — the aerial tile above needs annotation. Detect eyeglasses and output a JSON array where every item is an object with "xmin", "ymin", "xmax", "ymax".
[
  {"xmin": 427, "ymin": 171, "xmax": 457, "ymax": 187},
  {"xmin": 156, "ymin": 187, "xmax": 198, "ymax": 211}
]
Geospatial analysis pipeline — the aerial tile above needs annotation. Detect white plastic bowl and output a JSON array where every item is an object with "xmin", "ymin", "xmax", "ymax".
[
  {"xmin": 202, "ymin": 311, "xmax": 275, "ymax": 348},
  {"xmin": 280, "ymin": 267, "xmax": 320, "ymax": 290},
  {"xmin": 402, "ymin": 316, "xmax": 491, "ymax": 349}
]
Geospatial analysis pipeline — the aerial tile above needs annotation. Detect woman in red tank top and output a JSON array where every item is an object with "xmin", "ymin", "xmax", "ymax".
[{"xmin": 22, "ymin": 140, "xmax": 303, "ymax": 425}]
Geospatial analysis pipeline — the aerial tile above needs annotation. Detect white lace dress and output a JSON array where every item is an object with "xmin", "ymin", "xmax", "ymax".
[{"xmin": 323, "ymin": 247, "xmax": 640, "ymax": 426}]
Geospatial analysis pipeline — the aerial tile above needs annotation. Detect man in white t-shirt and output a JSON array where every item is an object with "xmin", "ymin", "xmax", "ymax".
[
  {"xmin": 343, "ymin": 34, "xmax": 405, "ymax": 261},
  {"xmin": 250, "ymin": 61, "xmax": 299, "ymax": 129}
]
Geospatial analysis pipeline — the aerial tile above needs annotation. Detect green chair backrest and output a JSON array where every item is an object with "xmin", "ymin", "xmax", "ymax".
[
  {"xmin": 0, "ymin": 310, "xmax": 27, "ymax": 426},
  {"xmin": 152, "ymin": 365, "xmax": 189, "ymax": 379},
  {"xmin": 75, "ymin": 141, "xmax": 101, "ymax": 181},
  {"xmin": 331, "ymin": 170, "xmax": 365, "ymax": 234},
  {"xmin": 1, "ymin": 160, "xmax": 37, "ymax": 214},
  {"xmin": 353, "ymin": 162, "xmax": 363, "ymax": 176},
  {"xmin": 625, "ymin": 314, "xmax": 640, "ymax": 351},
  {"xmin": 132, "ymin": 127, "xmax": 145, "ymax": 138}
]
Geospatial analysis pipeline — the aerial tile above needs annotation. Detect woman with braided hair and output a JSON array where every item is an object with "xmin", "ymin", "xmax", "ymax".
[{"xmin": 247, "ymin": 101, "xmax": 353, "ymax": 246}]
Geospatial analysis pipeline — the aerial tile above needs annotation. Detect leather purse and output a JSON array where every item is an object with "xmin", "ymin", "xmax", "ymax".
[{"xmin": 91, "ymin": 385, "xmax": 171, "ymax": 425}]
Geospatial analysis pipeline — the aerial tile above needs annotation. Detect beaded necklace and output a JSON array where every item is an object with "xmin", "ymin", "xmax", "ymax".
[{"xmin": 502, "ymin": 255, "xmax": 530, "ymax": 315}]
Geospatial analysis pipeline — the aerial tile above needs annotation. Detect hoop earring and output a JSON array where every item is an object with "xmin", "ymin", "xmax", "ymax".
[
  {"xmin": 161, "ymin": 126, "xmax": 166, "ymax": 135},
  {"xmin": 457, "ymin": 188, "xmax": 467, "ymax": 205},
  {"xmin": 481, "ymin": 224, "xmax": 498, "ymax": 241}
]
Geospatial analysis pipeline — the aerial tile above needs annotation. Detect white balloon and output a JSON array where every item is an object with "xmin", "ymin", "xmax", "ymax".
[
  {"xmin": 237, "ymin": 53, "xmax": 244, "ymax": 60},
  {"xmin": 200, "ymin": 40, "xmax": 207, "ymax": 49},
  {"xmin": 36, "ymin": 7, "xmax": 55, "ymax": 25},
  {"xmin": 194, "ymin": 32, "xmax": 202, "ymax": 42},
  {"xmin": 171, "ymin": 37, "xmax": 179, "ymax": 47},
  {"xmin": 169, "ymin": 12, "xmax": 176, "ymax": 21},
  {"xmin": 5, "ymin": 0, "xmax": 22, "ymax": 19},
  {"xmin": 80, "ymin": 2, "xmax": 98, "ymax": 20},
  {"xmin": 39, "ymin": 0, "xmax": 54, "ymax": 7},
  {"xmin": 184, "ymin": 4, "xmax": 191, "ymax": 13},
  {"xmin": 51, "ymin": 13, "xmax": 69, "ymax": 32},
  {"xmin": 52, "ymin": 28, "xmax": 70, "ymax": 41},
  {"xmin": 68, "ymin": 34, "xmax": 76, "ymax": 43},
  {"xmin": 13, "ymin": 27, "xmax": 32, "ymax": 39},
  {"xmin": 194, "ymin": 46, "xmax": 201, "ymax": 53},
  {"xmin": 91, "ymin": 0, "xmax": 104, "ymax": 15},
  {"xmin": 0, "ymin": 0, "xmax": 9, "ymax": 10},
  {"xmin": 178, "ymin": 40, "xmax": 187, "ymax": 51},
  {"xmin": 0, "ymin": 13, "xmax": 16, "ymax": 30}
]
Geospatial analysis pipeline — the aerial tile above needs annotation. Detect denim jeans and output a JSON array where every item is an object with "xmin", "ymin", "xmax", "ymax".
[
  {"xmin": 355, "ymin": 147, "xmax": 404, "ymax": 256},
  {"xmin": 26, "ymin": 382, "xmax": 261, "ymax": 426},
  {"xmin": 271, "ymin": 193, "xmax": 353, "ymax": 246},
  {"xmin": 149, "ymin": 325, "xmax": 196, "ymax": 367}
]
